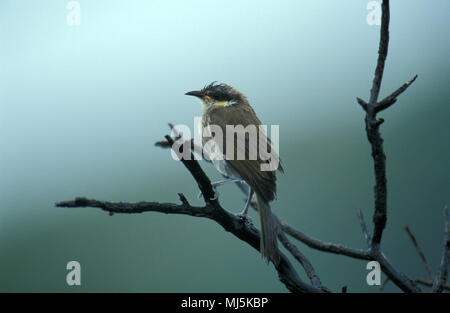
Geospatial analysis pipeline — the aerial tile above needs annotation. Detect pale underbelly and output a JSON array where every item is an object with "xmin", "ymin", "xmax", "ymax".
[
  {"xmin": 199, "ymin": 117, "xmax": 242, "ymax": 179},
  {"xmin": 211, "ymin": 156, "xmax": 241, "ymax": 179}
]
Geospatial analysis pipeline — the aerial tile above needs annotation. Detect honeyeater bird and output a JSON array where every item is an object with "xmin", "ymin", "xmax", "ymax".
[{"xmin": 185, "ymin": 82, "xmax": 284, "ymax": 265}]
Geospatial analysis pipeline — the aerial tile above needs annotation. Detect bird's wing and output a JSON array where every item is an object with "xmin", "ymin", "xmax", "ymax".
[{"xmin": 205, "ymin": 105, "xmax": 281, "ymax": 202}]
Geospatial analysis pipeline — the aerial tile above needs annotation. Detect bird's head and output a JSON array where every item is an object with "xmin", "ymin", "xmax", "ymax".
[{"xmin": 185, "ymin": 82, "xmax": 246, "ymax": 111}]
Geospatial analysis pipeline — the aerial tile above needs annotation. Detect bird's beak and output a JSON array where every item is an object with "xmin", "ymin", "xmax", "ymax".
[{"xmin": 185, "ymin": 90, "xmax": 204, "ymax": 98}]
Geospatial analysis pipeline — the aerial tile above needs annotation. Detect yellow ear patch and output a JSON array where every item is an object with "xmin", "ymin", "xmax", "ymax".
[{"xmin": 216, "ymin": 101, "xmax": 228, "ymax": 106}]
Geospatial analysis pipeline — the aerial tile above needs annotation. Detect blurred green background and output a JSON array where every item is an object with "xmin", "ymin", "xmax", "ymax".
[{"xmin": 0, "ymin": 0, "xmax": 449, "ymax": 292}]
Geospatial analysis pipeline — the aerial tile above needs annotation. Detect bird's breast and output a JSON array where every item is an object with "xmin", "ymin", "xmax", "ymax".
[{"xmin": 199, "ymin": 116, "xmax": 240, "ymax": 179}]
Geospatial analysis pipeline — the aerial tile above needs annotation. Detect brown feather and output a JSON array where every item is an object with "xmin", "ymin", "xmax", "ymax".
[{"xmin": 202, "ymin": 103, "xmax": 282, "ymax": 202}]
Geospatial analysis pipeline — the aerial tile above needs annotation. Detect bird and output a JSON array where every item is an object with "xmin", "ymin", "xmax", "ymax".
[{"xmin": 185, "ymin": 82, "xmax": 284, "ymax": 266}]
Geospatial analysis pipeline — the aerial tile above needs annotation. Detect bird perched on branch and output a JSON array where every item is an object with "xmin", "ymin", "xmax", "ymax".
[{"xmin": 185, "ymin": 82, "xmax": 284, "ymax": 266}]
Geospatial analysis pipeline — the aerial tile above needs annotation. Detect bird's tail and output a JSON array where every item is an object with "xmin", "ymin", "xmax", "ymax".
[{"xmin": 256, "ymin": 194, "xmax": 280, "ymax": 266}]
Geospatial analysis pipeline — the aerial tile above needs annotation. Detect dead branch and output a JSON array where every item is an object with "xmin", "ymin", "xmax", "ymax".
[
  {"xmin": 55, "ymin": 0, "xmax": 445, "ymax": 293},
  {"xmin": 57, "ymin": 135, "xmax": 324, "ymax": 294},
  {"xmin": 416, "ymin": 279, "xmax": 450, "ymax": 291},
  {"xmin": 358, "ymin": 209, "xmax": 371, "ymax": 246},
  {"xmin": 405, "ymin": 225, "xmax": 433, "ymax": 280},
  {"xmin": 277, "ymin": 227, "xmax": 328, "ymax": 292}
]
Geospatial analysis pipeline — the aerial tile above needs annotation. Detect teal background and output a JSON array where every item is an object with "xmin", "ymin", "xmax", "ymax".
[{"xmin": 0, "ymin": 0, "xmax": 449, "ymax": 292}]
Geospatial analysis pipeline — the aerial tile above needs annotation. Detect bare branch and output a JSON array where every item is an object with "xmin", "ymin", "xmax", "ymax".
[
  {"xmin": 364, "ymin": 114, "xmax": 387, "ymax": 247},
  {"xmin": 405, "ymin": 225, "xmax": 433, "ymax": 280},
  {"xmin": 380, "ymin": 277, "xmax": 390, "ymax": 291},
  {"xmin": 56, "ymin": 199, "xmax": 322, "ymax": 293},
  {"xmin": 376, "ymin": 75, "xmax": 418, "ymax": 112},
  {"xmin": 432, "ymin": 206, "xmax": 450, "ymax": 293},
  {"xmin": 57, "ymin": 135, "xmax": 324, "ymax": 294},
  {"xmin": 178, "ymin": 193, "xmax": 190, "ymax": 206},
  {"xmin": 157, "ymin": 127, "xmax": 330, "ymax": 292},
  {"xmin": 56, "ymin": 197, "xmax": 210, "ymax": 217},
  {"xmin": 164, "ymin": 135, "xmax": 217, "ymax": 203},
  {"xmin": 156, "ymin": 125, "xmax": 208, "ymax": 161},
  {"xmin": 279, "ymin": 220, "xmax": 371, "ymax": 260},
  {"xmin": 351, "ymin": 0, "xmax": 422, "ymax": 293},
  {"xmin": 234, "ymin": 175, "xmax": 328, "ymax": 291},
  {"xmin": 277, "ymin": 230, "xmax": 329, "ymax": 292},
  {"xmin": 357, "ymin": 0, "xmax": 417, "ymax": 249},
  {"xmin": 238, "ymin": 179, "xmax": 417, "ymax": 293},
  {"xmin": 415, "ymin": 279, "xmax": 450, "ymax": 291},
  {"xmin": 369, "ymin": 0, "xmax": 390, "ymax": 106},
  {"xmin": 356, "ymin": 97, "xmax": 368, "ymax": 111},
  {"xmin": 362, "ymin": 0, "xmax": 391, "ymax": 246},
  {"xmin": 279, "ymin": 218, "xmax": 420, "ymax": 292},
  {"xmin": 357, "ymin": 209, "xmax": 371, "ymax": 246},
  {"xmin": 372, "ymin": 248, "xmax": 421, "ymax": 292},
  {"xmin": 155, "ymin": 123, "xmax": 182, "ymax": 148}
]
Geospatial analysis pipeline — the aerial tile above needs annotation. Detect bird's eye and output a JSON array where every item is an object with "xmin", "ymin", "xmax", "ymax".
[{"xmin": 211, "ymin": 92, "xmax": 227, "ymax": 101}]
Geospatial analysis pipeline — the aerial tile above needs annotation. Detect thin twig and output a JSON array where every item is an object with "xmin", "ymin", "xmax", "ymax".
[
  {"xmin": 376, "ymin": 75, "xmax": 418, "ymax": 112},
  {"xmin": 415, "ymin": 279, "xmax": 450, "ymax": 291},
  {"xmin": 368, "ymin": 0, "xmax": 390, "ymax": 105},
  {"xmin": 357, "ymin": 209, "xmax": 371, "ymax": 246},
  {"xmin": 278, "ymin": 230, "xmax": 329, "ymax": 292},
  {"xmin": 56, "ymin": 197, "xmax": 208, "ymax": 216},
  {"xmin": 380, "ymin": 277, "xmax": 390, "ymax": 291},
  {"xmin": 161, "ymin": 123, "xmax": 210, "ymax": 160},
  {"xmin": 405, "ymin": 225, "xmax": 433, "ymax": 280},
  {"xmin": 280, "ymin": 220, "xmax": 371, "ymax": 260},
  {"xmin": 432, "ymin": 206, "xmax": 450, "ymax": 293}
]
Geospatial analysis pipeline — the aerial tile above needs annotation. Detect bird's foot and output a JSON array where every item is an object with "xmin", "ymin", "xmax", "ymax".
[
  {"xmin": 237, "ymin": 189, "xmax": 254, "ymax": 224},
  {"xmin": 197, "ymin": 178, "xmax": 243, "ymax": 200}
]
